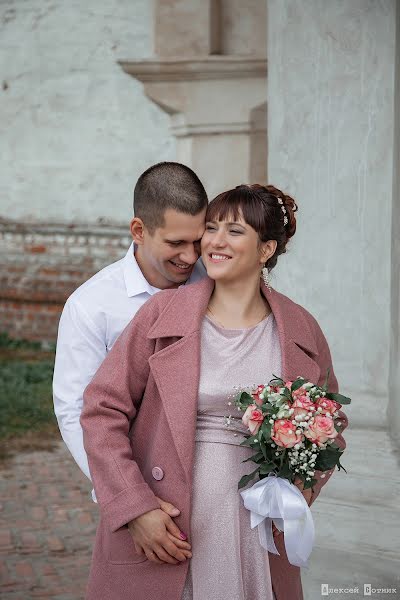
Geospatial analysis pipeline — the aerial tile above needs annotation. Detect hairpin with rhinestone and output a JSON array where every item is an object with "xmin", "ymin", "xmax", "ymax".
[{"xmin": 277, "ymin": 197, "xmax": 289, "ymax": 226}]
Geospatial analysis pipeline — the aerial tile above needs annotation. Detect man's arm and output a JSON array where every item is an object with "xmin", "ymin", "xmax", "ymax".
[{"xmin": 53, "ymin": 297, "xmax": 106, "ymax": 481}]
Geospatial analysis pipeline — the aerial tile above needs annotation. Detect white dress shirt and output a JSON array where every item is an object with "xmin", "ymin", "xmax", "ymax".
[{"xmin": 53, "ymin": 243, "xmax": 206, "ymax": 497}]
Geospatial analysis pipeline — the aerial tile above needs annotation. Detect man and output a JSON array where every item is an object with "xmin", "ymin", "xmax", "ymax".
[{"xmin": 53, "ymin": 161, "xmax": 208, "ymax": 483}]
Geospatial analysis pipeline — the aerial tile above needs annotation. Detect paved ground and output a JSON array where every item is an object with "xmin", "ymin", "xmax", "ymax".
[
  {"xmin": 1, "ymin": 429, "xmax": 399, "ymax": 600},
  {"xmin": 0, "ymin": 441, "xmax": 96, "ymax": 600}
]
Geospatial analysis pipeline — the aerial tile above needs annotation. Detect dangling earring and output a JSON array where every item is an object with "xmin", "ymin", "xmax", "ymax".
[{"xmin": 261, "ymin": 265, "xmax": 272, "ymax": 292}]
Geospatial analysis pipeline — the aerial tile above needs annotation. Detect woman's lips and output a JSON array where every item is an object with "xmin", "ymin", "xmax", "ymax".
[{"xmin": 208, "ymin": 253, "xmax": 232, "ymax": 263}]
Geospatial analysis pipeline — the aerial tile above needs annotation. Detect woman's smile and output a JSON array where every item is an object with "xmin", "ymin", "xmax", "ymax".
[{"xmin": 208, "ymin": 253, "xmax": 232, "ymax": 263}]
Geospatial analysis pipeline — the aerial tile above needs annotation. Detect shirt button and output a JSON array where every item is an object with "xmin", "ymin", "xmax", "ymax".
[{"xmin": 152, "ymin": 467, "xmax": 164, "ymax": 481}]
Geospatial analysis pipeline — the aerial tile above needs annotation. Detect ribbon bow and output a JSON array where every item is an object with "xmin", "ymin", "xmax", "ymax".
[{"xmin": 240, "ymin": 475, "xmax": 315, "ymax": 568}]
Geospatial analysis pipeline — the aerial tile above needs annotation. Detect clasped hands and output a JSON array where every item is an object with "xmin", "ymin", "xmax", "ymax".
[{"xmin": 128, "ymin": 496, "xmax": 192, "ymax": 565}]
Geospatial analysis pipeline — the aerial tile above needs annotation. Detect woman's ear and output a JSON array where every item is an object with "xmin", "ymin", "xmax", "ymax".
[{"xmin": 260, "ymin": 239, "xmax": 277, "ymax": 265}]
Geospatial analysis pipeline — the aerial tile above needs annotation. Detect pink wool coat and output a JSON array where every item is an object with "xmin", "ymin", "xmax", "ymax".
[{"xmin": 81, "ymin": 276, "xmax": 348, "ymax": 600}]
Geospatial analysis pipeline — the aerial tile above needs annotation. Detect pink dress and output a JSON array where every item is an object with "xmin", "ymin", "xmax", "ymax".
[{"xmin": 181, "ymin": 313, "xmax": 281, "ymax": 600}]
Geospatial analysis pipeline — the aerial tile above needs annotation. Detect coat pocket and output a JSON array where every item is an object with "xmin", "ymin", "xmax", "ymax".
[{"xmin": 106, "ymin": 525, "xmax": 148, "ymax": 565}]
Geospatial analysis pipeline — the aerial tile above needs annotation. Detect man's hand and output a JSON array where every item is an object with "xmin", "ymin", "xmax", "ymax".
[
  {"xmin": 272, "ymin": 478, "xmax": 312, "ymax": 539},
  {"xmin": 128, "ymin": 497, "xmax": 192, "ymax": 564}
]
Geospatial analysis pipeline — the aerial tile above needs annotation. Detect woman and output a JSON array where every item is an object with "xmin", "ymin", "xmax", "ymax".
[{"xmin": 81, "ymin": 184, "xmax": 347, "ymax": 600}]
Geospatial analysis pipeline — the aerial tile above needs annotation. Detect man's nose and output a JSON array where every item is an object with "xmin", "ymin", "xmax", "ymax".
[{"xmin": 180, "ymin": 244, "xmax": 200, "ymax": 265}]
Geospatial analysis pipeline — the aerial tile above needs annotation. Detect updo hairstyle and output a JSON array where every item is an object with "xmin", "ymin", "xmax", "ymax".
[{"xmin": 206, "ymin": 184, "xmax": 298, "ymax": 270}]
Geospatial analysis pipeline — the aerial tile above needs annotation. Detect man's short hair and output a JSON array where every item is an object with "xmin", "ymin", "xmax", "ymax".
[{"xmin": 134, "ymin": 162, "xmax": 208, "ymax": 232}]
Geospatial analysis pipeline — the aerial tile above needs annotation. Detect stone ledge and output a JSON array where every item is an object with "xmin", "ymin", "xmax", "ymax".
[{"xmin": 119, "ymin": 56, "xmax": 268, "ymax": 82}]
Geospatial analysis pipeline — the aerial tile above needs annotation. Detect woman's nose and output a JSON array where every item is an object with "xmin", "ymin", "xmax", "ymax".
[{"xmin": 212, "ymin": 231, "xmax": 227, "ymax": 247}]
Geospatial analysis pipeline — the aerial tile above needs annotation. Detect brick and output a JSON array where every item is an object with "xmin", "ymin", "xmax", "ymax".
[
  {"xmin": 31, "ymin": 586, "xmax": 66, "ymax": 597},
  {"xmin": 0, "ymin": 223, "xmax": 128, "ymax": 343},
  {"xmin": 25, "ymin": 244, "xmax": 47, "ymax": 254},
  {"xmin": 15, "ymin": 560, "xmax": 35, "ymax": 578},
  {"xmin": 77, "ymin": 511, "xmax": 92, "ymax": 526},
  {"xmin": 40, "ymin": 563, "xmax": 57, "ymax": 576},
  {"xmin": 20, "ymin": 531, "xmax": 42, "ymax": 552},
  {"xmin": 31, "ymin": 507, "xmax": 47, "ymax": 520},
  {"xmin": 0, "ymin": 529, "xmax": 13, "ymax": 550},
  {"xmin": 47, "ymin": 536, "xmax": 64, "ymax": 552}
]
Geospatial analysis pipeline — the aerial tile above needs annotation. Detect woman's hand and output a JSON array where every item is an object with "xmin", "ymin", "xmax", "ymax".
[
  {"xmin": 154, "ymin": 496, "xmax": 193, "ymax": 560},
  {"xmin": 272, "ymin": 478, "xmax": 312, "ymax": 539},
  {"xmin": 128, "ymin": 504, "xmax": 192, "ymax": 565}
]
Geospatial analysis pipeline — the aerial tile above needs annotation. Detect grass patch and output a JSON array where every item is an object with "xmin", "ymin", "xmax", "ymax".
[{"xmin": 0, "ymin": 333, "xmax": 58, "ymax": 460}]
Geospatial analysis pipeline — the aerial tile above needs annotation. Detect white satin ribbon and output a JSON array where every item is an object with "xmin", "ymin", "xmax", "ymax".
[{"xmin": 240, "ymin": 475, "xmax": 315, "ymax": 568}]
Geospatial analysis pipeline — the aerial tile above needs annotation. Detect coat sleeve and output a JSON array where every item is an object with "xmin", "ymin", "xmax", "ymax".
[
  {"xmin": 80, "ymin": 295, "xmax": 163, "ymax": 533},
  {"xmin": 306, "ymin": 312, "xmax": 349, "ymax": 507}
]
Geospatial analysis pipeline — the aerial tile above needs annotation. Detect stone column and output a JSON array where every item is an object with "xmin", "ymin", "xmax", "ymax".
[
  {"xmin": 266, "ymin": 0, "xmax": 396, "ymax": 428},
  {"xmin": 389, "ymin": 1, "xmax": 400, "ymax": 446},
  {"xmin": 119, "ymin": 0, "xmax": 268, "ymax": 199}
]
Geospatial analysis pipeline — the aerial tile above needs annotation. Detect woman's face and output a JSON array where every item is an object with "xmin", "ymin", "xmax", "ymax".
[{"xmin": 201, "ymin": 211, "xmax": 272, "ymax": 284}]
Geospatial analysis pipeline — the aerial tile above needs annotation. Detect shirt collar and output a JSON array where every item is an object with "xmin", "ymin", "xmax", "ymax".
[{"xmin": 123, "ymin": 243, "xmax": 160, "ymax": 297}]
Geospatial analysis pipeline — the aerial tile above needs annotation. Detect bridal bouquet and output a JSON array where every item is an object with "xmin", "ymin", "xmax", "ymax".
[{"xmin": 230, "ymin": 374, "xmax": 351, "ymax": 567}]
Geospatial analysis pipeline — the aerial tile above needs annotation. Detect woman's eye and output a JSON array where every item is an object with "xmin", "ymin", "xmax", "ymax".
[
  {"xmin": 230, "ymin": 230, "xmax": 243, "ymax": 234},
  {"xmin": 205, "ymin": 225, "xmax": 216, "ymax": 231}
]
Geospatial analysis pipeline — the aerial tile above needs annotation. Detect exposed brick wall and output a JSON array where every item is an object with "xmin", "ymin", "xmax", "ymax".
[{"xmin": 0, "ymin": 220, "xmax": 131, "ymax": 343}]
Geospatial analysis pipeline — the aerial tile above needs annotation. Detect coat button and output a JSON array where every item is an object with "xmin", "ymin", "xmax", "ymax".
[{"xmin": 152, "ymin": 467, "xmax": 164, "ymax": 481}]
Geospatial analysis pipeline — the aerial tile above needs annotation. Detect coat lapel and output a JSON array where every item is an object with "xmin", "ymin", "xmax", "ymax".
[
  {"xmin": 148, "ymin": 332, "xmax": 201, "ymax": 484},
  {"xmin": 265, "ymin": 285, "xmax": 321, "ymax": 384},
  {"xmin": 147, "ymin": 278, "xmax": 214, "ymax": 483}
]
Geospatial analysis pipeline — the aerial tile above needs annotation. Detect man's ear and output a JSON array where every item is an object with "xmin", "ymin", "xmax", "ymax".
[{"xmin": 130, "ymin": 217, "xmax": 146, "ymax": 245}]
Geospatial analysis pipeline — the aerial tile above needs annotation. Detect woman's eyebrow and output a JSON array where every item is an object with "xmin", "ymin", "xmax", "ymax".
[{"xmin": 206, "ymin": 219, "xmax": 245, "ymax": 227}]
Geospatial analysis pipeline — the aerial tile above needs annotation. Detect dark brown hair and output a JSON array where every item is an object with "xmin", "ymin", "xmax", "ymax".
[
  {"xmin": 134, "ymin": 162, "xmax": 208, "ymax": 232},
  {"xmin": 206, "ymin": 184, "xmax": 298, "ymax": 270}
]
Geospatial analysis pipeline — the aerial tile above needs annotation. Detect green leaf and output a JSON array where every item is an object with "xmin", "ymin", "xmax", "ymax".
[
  {"xmin": 270, "ymin": 375, "xmax": 284, "ymax": 385},
  {"xmin": 279, "ymin": 462, "xmax": 293, "ymax": 479},
  {"xmin": 290, "ymin": 378, "xmax": 307, "ymax": 393},
  {"xmin": 303, "ymin": 477, "xmax": 317, "ymax": 490},
  {"xmin": 259, "ymin": 438, "xmax": 268, "ymax": 460},
  {"xmin": 280, "ymin": 388, "xmax": 292, "ymax": 400},
  {"xmin": 242, "ymin": 451, "xmax": 264, "ymax": 463},
  {"xmin": 323, "ymin": 368, "xmax": 331, "ymax": 391},
  {"xmin": 261, "ymin": 420, "xmax": 272, "ymax": 439},
  {"xmin": 238, "ymin": 467, "xmax": 260, "ymax": 489},
  {"xmin": 259, "ymin": 462, "xmax": 276, "ymax": 475},
  {"xmin": 239, "ymin": 437, "xmax": 253, "ymax": 447},
  {"xmin": 315, "ymin": 446, "xmax": 344, "ymax": 471},
  {"xmin": 325, "ymin": 392, "xmax": 352, "ymax": 405}
]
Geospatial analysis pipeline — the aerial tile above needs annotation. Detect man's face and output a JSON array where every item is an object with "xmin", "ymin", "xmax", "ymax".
[{"xmin": 136, "ymin": 208, "xmax": 207, "ymax": 289}]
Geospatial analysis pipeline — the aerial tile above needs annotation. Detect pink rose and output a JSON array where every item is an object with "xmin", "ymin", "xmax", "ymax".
[
  {"xmin": 304, "ymin": 414, "xmax": 338, "ymax": 447},
  {"xmin": 315, "ymin": 397, "xmax": 341, "ymax": 415},
  {"xmin": 251, "ymin": 385, "xmax": 265, "ymax": 406},
  {"xmin": 242, "ymin": 404, "xmax": 264, "ymax": 435},
  {"xmin": 271, "ymin": 419, "xmax": 303, "ymax": 448},
  {"xmin": 291, "ymin": 395, "xmax": 314, "ymax": 418},
  {"xmin": 291, "ymin": 385, "xmax": 309, "ymax": 400}
]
